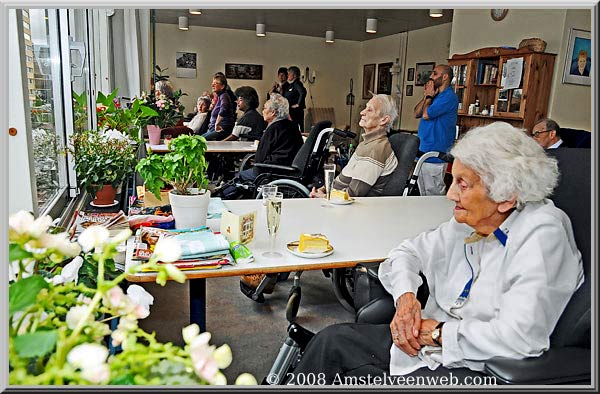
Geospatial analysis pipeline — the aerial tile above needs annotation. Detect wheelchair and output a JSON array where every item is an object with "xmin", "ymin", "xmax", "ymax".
[{"xmin": 265, "ymin": 148, "xmax": 591, "ymax": 386}]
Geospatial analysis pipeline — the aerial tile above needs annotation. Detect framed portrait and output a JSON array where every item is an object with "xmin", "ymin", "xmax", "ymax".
[
  {"xmin": 405, "ymin": 84, "xmax": 413, "ymax": 96},
  {"xmin": 176, "ymin": 52, "xmax": 197, "ymax": 78},
  {"xmin": 224, "ymin": 63, "xmax": 263, "ymax": 80},
  {"xmin": 407, "ymin": 67, "xmax": 415, "ymax": 81},
  {"xmin": 562, "ymin": 28, "xmax": 591, "ymax": 86},
  {"xmin": 362, "ymin": 63, "xmax": 376, "ymax": 99},
  {"xmin": 376, "ymin": 62, "xmax": 393, "ymax": 95},
  {"xmin": 415, "ymin": 62, "xmax": 435, "ymax": 86}
]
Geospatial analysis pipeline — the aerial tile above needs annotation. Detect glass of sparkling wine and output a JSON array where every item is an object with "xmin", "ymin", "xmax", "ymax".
[
  {"xmin": 261, "ymin": 184, "xmax": 278, "ymax": 206},
  {"xmin": 263, "ymin": 192, "xmax": 283, "ymax": 258},
  {"xmin": 322, "ymin": 163, "xmax": 336, "ymax": 207}
]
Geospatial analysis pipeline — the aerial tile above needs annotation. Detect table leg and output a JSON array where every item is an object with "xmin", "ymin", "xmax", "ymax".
[{"xmin": 190, "ymin": 278, "xmax": 206, "ymax": 331}]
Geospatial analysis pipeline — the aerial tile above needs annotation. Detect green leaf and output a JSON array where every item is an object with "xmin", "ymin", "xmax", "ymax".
[
  {"xmin": 9, "ymin": 243, "xmax": 33, "ymax": 262},
  {"xmin": 110, "ymin": 374, "xmax": 136, "ymax": 385},
  {"xmin": 13, "ymin": 330, "xmax": 58, "ymax": 358},
  {"xmin": 9, "ymin": 276, "xmax": 49, "ymax": 316}
]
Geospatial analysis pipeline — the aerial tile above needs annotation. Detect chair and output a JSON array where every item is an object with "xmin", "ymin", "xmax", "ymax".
[
  {"xmin": 559, "ymin": 128, "xmax": 591, "ymax": 149},
  {"xmin": 353, "ymin": 147, "xmax": 592, "ymax": 384}
]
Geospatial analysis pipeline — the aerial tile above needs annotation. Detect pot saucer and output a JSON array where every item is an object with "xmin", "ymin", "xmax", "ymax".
[{"xmin": 90, "ymin": 200, "xmax": 119, "ymax": 208}]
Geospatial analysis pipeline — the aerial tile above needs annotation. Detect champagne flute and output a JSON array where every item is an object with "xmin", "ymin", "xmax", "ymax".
[
  {"xmin": 261, "ymin": 184, "xmax": 278, "ymax": 206},
  {"xmin": 263, "ymin": 192, "xmax": 283, "ymax": 258},
  {"xmin": 322, "ymin": 163, "xmax": 336, "ymax": 207}
]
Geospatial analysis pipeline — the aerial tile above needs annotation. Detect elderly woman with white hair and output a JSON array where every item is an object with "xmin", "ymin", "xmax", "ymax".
[
  {"xmin": 290, "ymin": 122, "xmax": 584, "ymax": 384},
  {"xmin": 310, "ymin": 94, "xmax": 399, "ymax": 198}
]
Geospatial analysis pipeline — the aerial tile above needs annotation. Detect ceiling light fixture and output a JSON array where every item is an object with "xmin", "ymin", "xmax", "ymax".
[
  {"xmin": 189, "ymin": 9, "xmax": 202, "ymax": 15},
  {"xmin": 256, "ymin": 23, "xmax": 266, "ymax": 37},
  {"xmin": 366, "ymin": 18, "xmax": 377, "ymax": 34},
  {"xmin": 325, "ymin": 30, "xmax": 335, "ymax": 43},
  {"xmin": 429, "ymin": 9, "xmax": 443, "ymax": 18},
  {"xmin": 178, "ymin": 16, "xmax": 189, "ymax": 30}
]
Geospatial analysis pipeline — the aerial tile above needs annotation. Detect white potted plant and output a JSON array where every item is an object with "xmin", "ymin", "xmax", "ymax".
[{"xmin": 135, "ymin": 134, "xmax": 210, "ymax": 229}]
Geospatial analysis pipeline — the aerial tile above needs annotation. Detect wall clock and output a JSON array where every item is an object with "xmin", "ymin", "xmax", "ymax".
[{"xmin": 491, "ymin": 9, "xmax": 508, "ymax": 21}]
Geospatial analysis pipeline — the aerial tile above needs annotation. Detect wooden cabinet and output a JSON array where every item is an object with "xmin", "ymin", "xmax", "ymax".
[{"xmin": 449, "ymin": 47, "xmax": 556, "ymax": 135}]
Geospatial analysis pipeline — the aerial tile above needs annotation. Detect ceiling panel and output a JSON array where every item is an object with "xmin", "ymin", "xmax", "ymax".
[{"xmin": 154, "ymin": 9, "xmax": 454, "ymax": 41}]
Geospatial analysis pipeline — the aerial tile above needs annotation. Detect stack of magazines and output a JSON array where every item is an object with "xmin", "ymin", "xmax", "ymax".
[
  {"xmin": 130, "ymin": 226, "xmax": 234, "ymax": 271},
  {"xmin": 69, "ymin": 210, "xmax": 129, "ymax": 240}
]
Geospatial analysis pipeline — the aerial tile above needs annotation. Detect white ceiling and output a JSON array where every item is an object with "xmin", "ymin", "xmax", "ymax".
[{"xmin": 154, "ymin": 9, "xmax": 454, "ymax": 41}]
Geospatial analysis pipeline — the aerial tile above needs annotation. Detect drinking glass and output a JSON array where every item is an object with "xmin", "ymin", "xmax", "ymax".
[
  {"xmin": 261, "ymin": 184, "xmax": 278, "ymax": 206},
  {"xmin": 263, "ymin": 192, "xmax": 283, "ymax": 258},
  {"xmin": 322, "ymin": 163, "xmax": 336, "ymax": 207}
]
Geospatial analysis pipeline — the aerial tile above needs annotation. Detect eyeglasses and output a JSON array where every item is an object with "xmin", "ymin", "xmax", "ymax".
[{"xmin": 532, "ymin": 130, "xmax": 551, "ymax": 138}]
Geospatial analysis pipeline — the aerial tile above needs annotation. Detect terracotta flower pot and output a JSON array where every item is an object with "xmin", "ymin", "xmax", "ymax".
[{"xmin": 93, "ymin": 184, "xmax": 117, "ymax": 206}]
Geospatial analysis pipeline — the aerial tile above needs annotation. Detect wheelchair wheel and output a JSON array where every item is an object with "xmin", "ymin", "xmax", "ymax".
[
  {"xmin": 238, "ymin": 153, "xmax": 255, "ymax": 173},
  {"xmin": 265, "ymin": 179, "xmax": 310, "ymax": 199},
  {"xmin": 331, "ymin": 268, "xmax": 356, "ymax": 313},
  {"xmin": 286, "ymin": 286, "xmax": 302, "ymax": 323}
]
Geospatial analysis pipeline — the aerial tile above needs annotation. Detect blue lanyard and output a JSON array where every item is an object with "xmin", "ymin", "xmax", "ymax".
[{"xmin": 454, "ymin": 243, "xmax": 476, "ymax": 308}]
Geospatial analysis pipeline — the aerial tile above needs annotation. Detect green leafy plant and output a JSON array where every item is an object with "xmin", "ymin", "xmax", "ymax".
[
  {"xmin": 95, "ymin": 89, "xmax": 158, "ymax": 140},
  {"xmin": 67, "ymin": 129, "xmax": 138, "ymax": 196},
  {"xmin": 134, "ymin": 66, "xmax": 186, "ymax": 129},
  {"xmin": 136, "ymin": 134, "xmax": 209, "ymax": 198},
  {"xmin": 8, "ymin": 210, "xmax": 257, "ymax": 386}
]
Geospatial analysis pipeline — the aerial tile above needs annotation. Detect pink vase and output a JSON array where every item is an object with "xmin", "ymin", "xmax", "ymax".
[{"xmin": 147, "ymin": 125, "xmax": 161, "ymax": 145}]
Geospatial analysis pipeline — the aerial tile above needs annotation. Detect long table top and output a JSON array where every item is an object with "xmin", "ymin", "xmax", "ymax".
[
  {"xmin": 125, "ymin": 196, "xmax": 453, "ymax": 282},
  {"xmin": 146, "ymin": 140, "xmax": 257, "ymax": 154}
]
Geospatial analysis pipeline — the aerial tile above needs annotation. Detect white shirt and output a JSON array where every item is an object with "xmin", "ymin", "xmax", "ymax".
[
  {"xmin": 548, "ymin": 139, "xmax": 564, "ymax": 149},
  {"xmin": 184, "ymin": 112, "xmax": 208, "ymax": 133},
  {"xmin": 378, "ymin": 199, "xmax": 583, "ymax": 375}
]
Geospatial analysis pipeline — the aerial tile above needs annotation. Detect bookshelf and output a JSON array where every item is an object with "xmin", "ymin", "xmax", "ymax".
[{"xmin": 449, "ymin": 46, "xmax": 556, "ymax": 134}]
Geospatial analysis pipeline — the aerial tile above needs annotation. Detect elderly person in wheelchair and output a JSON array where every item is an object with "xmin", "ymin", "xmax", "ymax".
[
  {"xmin": 310, "ymin": 94, "xmax": 399, "ymax": 198},
  {"xmin": 289, "ymin": 122, "xmax": 584, "ymax": 384}
]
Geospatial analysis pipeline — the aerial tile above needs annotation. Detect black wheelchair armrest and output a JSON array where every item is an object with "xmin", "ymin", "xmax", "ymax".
[
  {"xmin": 253, "ymin": 162, "xmax": 296, "ymax": 173},
  {"xmin": 355, "ymin": 296, "xmax": 395, "ymax": 324},
  {"xmin": 484, "ymin": 347, "xmax": 591, "ymax": 385}
]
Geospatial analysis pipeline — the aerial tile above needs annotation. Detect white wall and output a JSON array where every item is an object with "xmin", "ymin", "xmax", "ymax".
[
  {"xmin": 155, "ymin": 23, "xmax": 361, "ymax": 130},
  {"xmin": 450, "ymin": 9, "xmax": 592, "ymax": 131}
]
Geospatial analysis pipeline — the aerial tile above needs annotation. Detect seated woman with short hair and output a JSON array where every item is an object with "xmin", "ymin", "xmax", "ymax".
[
  {"xmin": 290, "ymin": 121, "xmax": 584, "ymax": 384},
  {"xmin": 184, "ymin": 96, "xmax": 211, "ymax": 135}
]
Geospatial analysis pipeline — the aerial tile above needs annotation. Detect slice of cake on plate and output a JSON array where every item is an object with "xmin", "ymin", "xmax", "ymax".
[
  {"xmin": 298, "ymin": 233, "xmax": 330, "ymax": 253},
  {"xmin": 330, "ymin": 189, "xmax": 350, "ymax": 201}
]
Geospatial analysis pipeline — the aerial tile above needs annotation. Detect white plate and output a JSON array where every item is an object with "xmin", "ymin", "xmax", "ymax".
[
  {"xmin": 328, "ymin": 198, "xmax": 355, "ymax": 205},
  {"xmin": 286, "ymin": 241, "xmax": 334, "ymax": 259},
  {"xmin": 90, "ymin": 200, "xmax": 119, "ymax": 208}
]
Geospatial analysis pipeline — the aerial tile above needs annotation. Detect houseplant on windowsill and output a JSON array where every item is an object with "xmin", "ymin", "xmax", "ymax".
[
  {"xmin": 135, "ymin": 134, "xmax": 210, "ymax": 229},
  {"xmin": 68, "ymin": 129, "xmax": 138, "ymax": 206}
]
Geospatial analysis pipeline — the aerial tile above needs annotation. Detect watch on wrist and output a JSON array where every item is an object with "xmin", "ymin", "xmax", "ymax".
[{"xmin": 431, "ymin": 322, "xmax": 444, "ymax": 346}]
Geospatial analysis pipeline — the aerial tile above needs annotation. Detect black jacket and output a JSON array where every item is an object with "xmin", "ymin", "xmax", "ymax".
[
  {"xmin": 283, "ymin": 79, "xmax": 306, "ymax": 110},
  {"xmin": 254, "ymin": 118, "xmax": 304, "ymax": 173}
]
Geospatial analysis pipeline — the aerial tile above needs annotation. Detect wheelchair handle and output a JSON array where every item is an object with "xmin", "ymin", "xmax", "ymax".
[{"xmin": 333, "ymin": 128, "xmax": 357, "ymax": 139}]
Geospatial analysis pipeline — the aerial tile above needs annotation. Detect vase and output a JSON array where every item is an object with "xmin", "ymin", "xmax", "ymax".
[
  {"xmin": 168, "ymin": 188, "xmax": 211, "ymax": 229},
  {"xmin": 147, "ymin": 125, "xmax": 161, "ymax": 145},
  {"xmin": 93, "ymin": 184, "xmax": 117, "ymax": 206}
]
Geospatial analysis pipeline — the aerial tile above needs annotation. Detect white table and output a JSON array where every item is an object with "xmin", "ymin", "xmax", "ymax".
[
  {"xmin": 125, "ymin": 196, "xmax": 453, "ymax": 330},
  {"xmin": 126, "ymin": 196, "xmax": 453, "ymax": 281},
  {"xmin": 146, "ymin": 140, "xmax": 257, "ymax": 154}
]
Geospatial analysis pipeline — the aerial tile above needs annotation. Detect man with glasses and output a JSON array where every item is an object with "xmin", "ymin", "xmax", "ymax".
[{"xmin": 532, "ymin": 118, "xmax": 567, "ymax": 149}]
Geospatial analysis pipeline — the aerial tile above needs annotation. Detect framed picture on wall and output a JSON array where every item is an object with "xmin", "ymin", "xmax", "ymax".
[
  {"xmin": 562, "ymin": 28, "xmax": 591, "ymax": 86},
  {"xmin": 225, "ymin": 63, "xmax": 263, "ymax": 80},
  {"xmin": 362, "ymin": 64, "xmax": 376, "ymax": 99},
  {"xmin": 176, "ymin": 52, "xmax": 197, "ymax": 78},
  {"xmin": 415, "ymin": 62, "xmax": 435, "ymax": 86},
  {"xmin": 376, "ymin": 62, "xmax": 393, "ymax": 95},
  {"xmin": 407, "ymin": 67, "xmax": 415, "ymax": 81},
  {"xmin": 405, "ymin": 84, "xmax": 413, "ymax": 96}
]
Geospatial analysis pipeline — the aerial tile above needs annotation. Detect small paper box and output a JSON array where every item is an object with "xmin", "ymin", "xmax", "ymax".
[
  {"xmin": 138, "ymin": 185, "xmax": 171, "ymax": 207},
  {"xmin": 220, "ymin": 210, "xmax": 256, "ymax": 244}
]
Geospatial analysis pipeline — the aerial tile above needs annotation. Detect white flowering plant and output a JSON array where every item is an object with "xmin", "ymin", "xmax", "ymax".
[{"xmin": 8, "ymin": 210, "xmax": 256, "ymax": 386}]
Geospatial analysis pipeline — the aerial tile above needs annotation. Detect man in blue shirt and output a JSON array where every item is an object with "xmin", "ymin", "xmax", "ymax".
[{"xmin": 414, "ymin": 64, "xmax": 458, "ymax": 195}]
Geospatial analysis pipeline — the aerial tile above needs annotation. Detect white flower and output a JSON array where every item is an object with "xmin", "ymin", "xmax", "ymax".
[
  {"xmin": 102, "ymin": 128, "xmax": 128, "ymax": 141},
  {"xmin": 213, "ymin": 372, "xmax": 228, "ymax": 385},
  {"xmin": 77, "ymin": 294, "xmax": 93, "ymax": 304},
  {"xmin": 111, "ymin": 229, "xmax": 132, "ymax": 245},
  {"xmin": 29, "ymin": 215, "xmax": 53, "ymax": 238},
  {"xmin": 60, "ymin": 256, "xmax": 84, "ymax": 284},
  {"xmin": 111, "ymin": 328, "xmax": 126, "ymax": 347},
  {"xmin": 127, "ymin": 285, "xmax": 154, "ymax": 310},
  {"xmin": 81, "ymin": 363, "xmax": 110, "ymax": 384},
  {"xmin": 9, "ymin": 210, "xmax": 35, "ymax": 236},
  {"xmin": 164, "ymin": 263, "xmax": 186, "ymax": 283},
  {"xmin": 152, "ymin": 237, "xmax": 181, "ymax": 263},
  {"xmin": 105, "ymin": 286, "xmax": 126, "ymax": 308},
  {"xmin": 65, "ymin": 305, "xmax": 92, "ymax": 330},
  {"xmin": 67, "ymin": 343, "xmax": 108, "ymax": 371},
  {"xmin": 182, "ymin": 323, "xmax": 200, "ymax": 345},
  {"xmin": 190, "ymin": 332, "xmax": 218, "ymax": 382},
  {"xmin": 213, "ymin": 344, "xmax": 232, "ymax": 369},
  {"xmin": 78, "ymin": 226, "xmax": 110, "ymax": 252},
  {"xmin": 235, "ymin": 373, "xmax": 258, "ymax": 385}
]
